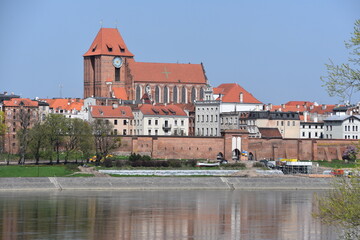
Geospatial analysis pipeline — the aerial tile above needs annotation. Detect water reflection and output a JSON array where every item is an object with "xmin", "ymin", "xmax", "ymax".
[{"xmin": 0, "ymin": 190, "xmax": 337, "ymax": 240}]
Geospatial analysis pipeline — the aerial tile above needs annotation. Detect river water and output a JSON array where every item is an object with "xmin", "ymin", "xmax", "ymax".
[{"xmin": 0, "ymin": 190, "xmax": 338, "ymax": 240}]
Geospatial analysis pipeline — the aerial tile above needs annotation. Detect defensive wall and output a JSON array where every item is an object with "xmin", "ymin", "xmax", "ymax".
[{"xmin": 115, "ymin": 131, "xmax": 358, "ymax": 161}]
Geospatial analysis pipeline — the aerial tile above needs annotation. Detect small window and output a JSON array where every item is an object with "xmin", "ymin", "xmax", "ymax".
[
  {"xmin": 181, "ymin": 120, "xmax": 184, "ymax": 126},
  {"xmin": 155, "ymin": 120, "xmax": 158, "ymax": 125},
  {"xmin": 148, "ymin": 120, "xmax": 151, "ymax": 125},
  {"xmin": 114, "ymin": 120, "xmax": 118, "ymax": 125},
  {"xmin": 123, "ymin": 120, "xmax": 127, "ymax": 125}
]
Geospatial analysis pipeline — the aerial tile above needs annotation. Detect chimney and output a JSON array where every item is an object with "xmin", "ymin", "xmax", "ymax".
[
  {"xmin": 239, "ymin": 92, "xmax": 243, "ymax": 103},
  {"xmin": 296, "ymin": 104, "xmax": 300, "ymax": 109},
  {"xmin": 322, "ymin": 104, "xmax": 326, "ymax": 110},
  {"xmin": 112, "ymin": 103, "xmax": 118, "ymax": 109},
  {"xmin": 281, "ymin": 104, "xmax": 285, "ymax": 109}
]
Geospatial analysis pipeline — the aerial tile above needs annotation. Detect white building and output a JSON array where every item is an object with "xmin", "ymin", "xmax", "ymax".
[
  {"xmin": 323, "ymin": 115, "xmax": 360, "ymax": 139},
  {"xmin": 133, "ymin": 104, "xmax": 189, "ymax": 136}
]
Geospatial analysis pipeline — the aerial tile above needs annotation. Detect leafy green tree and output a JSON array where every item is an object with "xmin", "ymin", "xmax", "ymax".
[
  {"xmin": 17, "ymin": 107, "xmax": 34, "ymax": 165},
  {"xmin": 63, "ymin": 118, "xmax": 93, "ymax": 164},
  {"xmin": 314, "ymin": 176, "xmax": 360, "ymax": 239},
  {"xmin": 43, "ymin": 114, "xmax": 67, "ymax": 164},
  {"xmin": 28, "ymin": 122, "xmax": 49, "ymax": 164},
  {"xmin": 91, "ymin": 119, "xmax": 120, "ymax": 163},
  {"xmin": 321, "ymin": 19, "xmax": 360, "ymax": 102}
]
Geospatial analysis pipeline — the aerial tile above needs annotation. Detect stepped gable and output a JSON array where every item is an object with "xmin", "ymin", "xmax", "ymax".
[
  {"xmin": 3, "ymin": 98, "xmax": 38, "ymax": 107},
  {"xmin": 128, "ymin": 61, "xmax": 207, "ymax": 84},
  {"xmin": 83, "ymin": 28, "xmax": 134, "ymax": 57},
  {"xmin": 214, "ymin": 83, "xmax": 262, "ymax": 104},
  {"xmin": 90, "ymin": 105, "xmax": 133, "ymax": 118}
]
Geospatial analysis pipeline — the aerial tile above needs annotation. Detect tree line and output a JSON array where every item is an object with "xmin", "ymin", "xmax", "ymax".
[{"xmin": 15, "ymin": 113, "xmax": 121, "ymax": 165}]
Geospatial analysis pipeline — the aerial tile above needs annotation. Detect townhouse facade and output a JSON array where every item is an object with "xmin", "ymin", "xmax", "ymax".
[
  {"xmin": 323, "ymin": 115, "xmax": 360, "ymax": 139},
  {"xmin": 133, "ymin": 104, "xmax": 189, "ymax": 136}
]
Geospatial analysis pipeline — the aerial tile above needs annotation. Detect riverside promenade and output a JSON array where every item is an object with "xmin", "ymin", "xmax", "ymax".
[{"xmin": 0, "ymin": 177, "xmax": 333, "ymax": 191}]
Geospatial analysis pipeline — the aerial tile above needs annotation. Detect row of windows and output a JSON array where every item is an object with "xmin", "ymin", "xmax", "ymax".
[
  {"xmin": 277, "ymin": 121, "xmax": 296, "ymax": 127},
  {"xmin": 344, "ymin": 125, "xmax": 358, "ymax": 131},
  {"xmin": 345, "ymin": 135, "xmax": 358, "ymax": 139},
  {"xmin": 197, "ymin": 115, "xmax": 218, "ymax": 123},
  {"xmin": 325, "ymin": 125, "xmax": 333, "ymax": 131},
  {"xmin": 301, "ymin": 125, "xmax": 323, "ymax": 129},
  {"xmin": 196, "ymin": 127, "xmax": 218, "ymax": 136},
  {"xmin": 147, "ymin": 119, "xmax": 184, "ymax": 126},
  {"xmin": 302, "ymin": 131, "xmax": 323, "ymax": 138}
]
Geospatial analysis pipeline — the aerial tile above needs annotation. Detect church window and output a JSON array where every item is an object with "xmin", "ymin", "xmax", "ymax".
[
  {"xmin": 155, "ymin": 86, "xmax": 160, "ymax": 103},
  {"xmin": 173, "ymin": 86, "xmax": 178, "ymax": 103},
  {"xmin": 191, "ymin": 87, "xmax": 196, "ymax": 103},
  {"xmin": 200, "ymin": 88, "xmax": 204, "ymax": 100},
  {"xmin": 136, "ymin": 86, "xmax": 141, "ymax": 101},
  {"xmin": 164, "ymin": 86, "xmax": 168, "ymax": 103},
  {"xmin": 115, "ymin": 67, "xmax": 120, "ymax": 82},
  {"xmin": 181, "ymin": 86, "xmax": 186, "ymax": 103}
]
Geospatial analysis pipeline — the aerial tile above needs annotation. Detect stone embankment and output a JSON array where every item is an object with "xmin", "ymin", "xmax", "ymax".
[{"xmin": 0, "ymin": 177, "xmax": 333, "ymax": 191}]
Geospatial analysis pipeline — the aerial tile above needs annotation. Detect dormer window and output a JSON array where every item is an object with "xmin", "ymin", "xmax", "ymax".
[
  {"xmin": 119, "ymin": 45, "xmax": 125, "ymax": 52},
  {"xmin": 92, "ymin": 45, "xmax": 97, "ymax": 52},
  {"xmin": 107, "ymin": 44, "xmax": 113, "ymax": 52}
]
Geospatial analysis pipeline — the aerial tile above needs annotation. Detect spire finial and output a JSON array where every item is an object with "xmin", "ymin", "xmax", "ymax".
[{"xmin": 100, "ymin": 19, "xmax": 103, "ymax": 28}]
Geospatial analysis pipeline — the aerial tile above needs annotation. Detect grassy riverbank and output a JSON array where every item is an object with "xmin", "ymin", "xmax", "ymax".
[{"xmin": 0, "ymin": 165, "xmax": 76, "ymax": 177}]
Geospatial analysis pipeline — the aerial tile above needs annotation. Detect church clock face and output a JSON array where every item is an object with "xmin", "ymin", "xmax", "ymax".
[{"xmin": 112, "ymin": 57, "xmax": 123, "ymax": 68}]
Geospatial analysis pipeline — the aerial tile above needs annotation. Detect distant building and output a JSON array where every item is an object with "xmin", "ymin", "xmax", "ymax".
[
  {"xmin": 89, "ymin": 105, "xmax": 134, "ymax": 135},
  {"xmin": 1, "ymin": 98, "xmax": 40, "ymax": 153},
  {"xmin": 133, "ymin": 104, "xmax": 189, "ymax": 136},
  {"xmin": 195, "ymin": 101, "xmax": 221, "ymax": 136},
  {"xmin": 300, "ymin": 122, "xmax": 324, "ymax": 139},
  {"xmin": 41, "ymin": 98, "xmax": 87, "ymax": 120},
  {"xmin": 323, "ymin": 115, "xmax": 360, "ymax": 139},
  {"xmin": 83, "ymin": 28, "xmax": 208, "ymax": 103}
]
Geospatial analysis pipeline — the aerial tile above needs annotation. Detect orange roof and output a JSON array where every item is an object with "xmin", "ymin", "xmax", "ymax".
[
  {"xmin": 139, "ymin": 104, "xmax": 187, "ymax": 116},
  {"xmin": 3, "ymin": 98, "xmax": 38, "ymax": 107},
  {"xmin": 285, "ymin": 101, "xmax": 314, "ymax": 106},
  {"xmin": 84, "ymin": 28, "xmax": 134, "ymax": 57},
  {"xmin": 129, "ymin": 62, "xmax": 207, "ymax": 84},
  {"xmin": 41, "ymin": 98, "xmax": 84, "ymax": 111},
  {"xmin": 215, "ymin": 83, "xmax": 262, "ymax": 104},
  {"xmin": 91, "ymin": 105, "xmax": 133, "ymax": 118},
  {"xmin": 112, "ymin": 87, "xmax": 128, "ymax": 100},
  {"xmin": 309, "ymin": 105, "xmax": 336, "ymax": 114}
]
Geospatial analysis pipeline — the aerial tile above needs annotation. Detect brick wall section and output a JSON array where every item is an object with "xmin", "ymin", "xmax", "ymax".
[{"xmin": 114, "ymin": 135, "xmax": 358, "ymax": 161}]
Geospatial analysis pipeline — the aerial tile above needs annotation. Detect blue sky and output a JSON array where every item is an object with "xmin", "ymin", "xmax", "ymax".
[{"xmin": 0, "ymin": 0, "xmax": 359, "ymax": 104}]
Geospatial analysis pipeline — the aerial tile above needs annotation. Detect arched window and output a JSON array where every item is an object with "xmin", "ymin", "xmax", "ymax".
[
  {"xmin": 200, "ymin": 87, "xmax": 204, "ymax": 100},
  {"xmin": 191, "ymin": 87, "xmax": 196, "ymax": 103},
  {"xmin": 181, "ymin": 86, "xmax": 186, "ymax": 103},
  {"xmin": 155, "ymin": 86, "xmax": 160, "ymax": 103},
  {"xmin": 164, "ymin": 86, "xmax": 168, "ymax": 103},
  {"xmin": 173, "ymin": 86, "xmax": 178, "ymax": 103},
  {"xmin": 136, "ymin": 85, "xmax": 141, "ymax": 101}
]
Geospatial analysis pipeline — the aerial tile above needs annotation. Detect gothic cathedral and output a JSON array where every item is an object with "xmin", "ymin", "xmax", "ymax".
[{"xmin": 84, "ymin": 28, "xmax": 208, "ymax": 104}]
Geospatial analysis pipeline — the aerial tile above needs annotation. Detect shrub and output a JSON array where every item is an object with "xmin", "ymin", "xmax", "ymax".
[
  {"xmin": 222, "ymin": 162, "xmax": 246, "ymax": 169},
  {"xmin": 115, "ymin": 160, "xmax": 125, "ymax": 167},
  {"xmin": 186, "ymin": 159, "xmax": 197, "ymax": 167},
  {"xmin": 253, "ymin": 162, "xmax": 265, "ymax": 168},
  {"xmin": 129, "ymin": 153, "xmax": 142, "ymax": 162},
  {"xmin": 102, "ymin": 158, "xmax": 113, "ymax": 168},
  {"xmin": 342, "ymin": 146, "xmax": 357, "ymax": 162},
  {"xmin": 142, "ymin": 155, "xmax": 151, "ymax": 161},
  {"xmin": 161, "ymin": 161, "xmax": 169, "ymax": 168},
  {"xmin": 168, "ymin": 159, "xmax": 182, "ymax": 168}
]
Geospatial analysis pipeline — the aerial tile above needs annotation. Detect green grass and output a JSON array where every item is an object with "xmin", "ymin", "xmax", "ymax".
[
  {"xmin": 70, "ymin": 173, "xmax": 95, "ymax": 177},
  {"xmin": 313, "ymin": 160, "xmax": 359, "ymax": 169},
  {"xmin": 0, "ymin": 165, "xmax": 77, "ymax": 177}
]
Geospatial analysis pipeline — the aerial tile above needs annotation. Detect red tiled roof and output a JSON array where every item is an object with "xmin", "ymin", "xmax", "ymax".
[
  {"xmin": 215, "ymin": 83, "xmax": 262, "ymax": 104},
  {"xmin": 112, "ymin": 87, "xmax": 128, "ymax": 100},
  {"xmin": 139, "ymin": 104, "xmax": 187, "ymax": 116},
  {"xmin": 285, "ymin": 101, "xmax": 314, "ymax": 106},
  {"xmin": 129, "ymin": 61, "xmax": 207, "ymax": 84},
  {"xmin": 41, "ymin": 98, "xmax": 83, "ymax": 111},
  {"xmin": 309, "ymin": 105, "xmax": 336, "ymax": 114},
  {"xmin": 91, "ymin": 105, "xmax": 134, "ymax": 118},
  {"xmin": 3, "ymin": 98, "xmax": 38, "ymax": 107},
  {"xmin": 84, "ymin": 28, "xmax": 134, "ymax": 57},
  {"xmin": 258, "ymin": 128, "xmax": 282, "ymax": 139}
]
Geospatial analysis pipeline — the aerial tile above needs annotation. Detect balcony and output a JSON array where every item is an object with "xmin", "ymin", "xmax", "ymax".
[{"xmin": 162, "ymin": 124, "xmax": 172, "ymax": 131}]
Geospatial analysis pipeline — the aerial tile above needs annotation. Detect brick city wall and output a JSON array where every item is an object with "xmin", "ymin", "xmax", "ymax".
[{"xmin": 114, "ymin": 135, "xmax": 358, "ymax": 161}]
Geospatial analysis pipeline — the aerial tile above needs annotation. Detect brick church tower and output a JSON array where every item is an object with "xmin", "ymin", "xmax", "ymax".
[
  {"xmin": 83, "ymin": 28, "xmax": 134, "ymax": 99},
  {"xmin": 84, "ymin": 28, "xmax": 208, "ymax": 103}
]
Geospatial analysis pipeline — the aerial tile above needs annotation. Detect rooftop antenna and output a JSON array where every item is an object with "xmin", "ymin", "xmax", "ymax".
[
  {"xmin": 59, "ymin": 83, "xmax": 63, "ymax": 98},
  {"xmin": 100, "ymin": 19, "xmax": 103, "ymax": 28},
  {"xmin": 115, "ymin": 19, "xmax": 118, "ymax": 29}
]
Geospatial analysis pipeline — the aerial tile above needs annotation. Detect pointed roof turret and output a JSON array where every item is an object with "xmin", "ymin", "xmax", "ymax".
[{"xmin": 84, "ymin": 28, "xmax": 134, "ymax": 57}]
